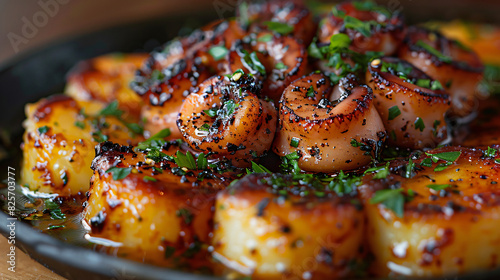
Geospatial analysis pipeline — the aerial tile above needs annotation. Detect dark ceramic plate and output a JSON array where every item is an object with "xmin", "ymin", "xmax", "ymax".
[{"xmin": 1, "ymin": 3, "xmax": 500, "ymax": 280}]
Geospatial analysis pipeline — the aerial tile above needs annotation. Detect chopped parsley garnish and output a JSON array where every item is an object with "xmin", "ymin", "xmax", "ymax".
[
  {"xmin": 98, "ymin": 101, "xmax": 144, "ymax": 135},
  {"xmin": 74, "ymin": 121, "xmax": 85, "ymax": 129},
  {"xmin": 248, "ymin": 161, "xmax": 272, "ymax": 174},
  {"xmin": 174, "ymin": 151, "xmax": 197, "ymax": 170},
  {"xmin": 176, "ymin": 208, "xmax": 193, "ymax": 224},
  {"xmin": 241, "ymin": 50, "xmax": 266, "ymax": 75},
  {"xmin": 329, "ymin": 171, "xmax": 360, "ymax": 196},
  {"xmin": 329, "ymin": 33, "xmax": 351, "ymax": 49},
  {"xmin": 415, "ymin": 40, "xmax": 453, "ymax": 63},
  {"xmin": 198, "ymin": 123, "xmax": 210, "ymax": 131},
  {"xmin": 352, "ymin": 0, "xmax": 391, "ymax": 18},
  {"xmin": 196, "ymin": 153, "xmax": 208, "ymax": 170},
  {"xmin": 306, "ymin": 86, "xmax": 315, "ymax": 97},
  {"xmin": 38, "ymin": 126, "xmax": 49, "ymax": 134},
  {"xmin": 414, "ymin": 117, "xmax": 425, "ymax": 132},
  {"xmin": 204, "ymin": 107, "xmax": 218, "ymax": 118},
  {"xmin": 48, "ymin": 225, "xmax": 65, "ymax": 230},
  {"xmin": 280, "ymin": 151, "xmax": 301, "ymax": 174},
  {"xmin": 275, "ymin": 62, "xmax": 288, "ymax": 70},
  {"xmin": 136, "ymin": 128, "xmax": 171, "ymax": 151},
  {"xmin": 430, "ymin": 80, "xmax": 444, "ymax": 90},
  {"xmin": 257, "ymin": 33, "xmax": 273, "ymax": 42},
  {"xmin": 388, "ymin": 105, "xmax": 401, "ymax": 120},
  {"xmin": 106, "ymin": 167, "xmax": 132, "ymax": 180},
  {"xmin": 364, "ymin": 163, "xmax": 389, "ymax": 179},
  {"xmin": 404, "ymin": 157, "xmax": 415, "ymax": 179},
  {"xmin": 219, "ymin": 100, "xmax": 239, "ymax": 120},
  {"xmin": 290, "ymin": 137, "xmax": 300, "ymax": 148},
  {"xmin": 344, "ymin": 16, "xmax": 382, "ymax": 37},
  {"xmin": 209, "ymin": 45, "xmax": 228, "ymax": 61},
  {"xmin": 434, "ymin": 162, "xmax": 452, "ymax": 172},
  {"xmin": 425, "ymin": 151, "xmax": 461, "ymax": 163},
  {"xmin": 92, "ymin": 131, "xmax": 109, "ymax": 143},
  {"xmin": 99, "ymin": 101, "xmax": 123, "ymax": 118},
  {"xmin": 427, "ymin": 184, "xmax": 452, "ymax": 191},
  {"xmin": 332, "ymin": 6, "xmax": 346, "ymax": 18},
  {"xmin": 264, "ymin": 21, "xmax": 294, "ymax": 35},
  {"xmin": 44, "ymin": 200, "xmax": 66, "ymax": 220},
  {"xmin": 143, "ymin": 176, "xmax": 157, "ymax": 182},
  {"xmin": 370, "ymin": 188, "xmax": 405, "ymax": 218},
  {"xmin": 416, "ymin": 79, "xmax": 431, "ymax": 88},
  {"xmin": 485, "ymin": 146, "xmax": 497, "ymax": 158}
]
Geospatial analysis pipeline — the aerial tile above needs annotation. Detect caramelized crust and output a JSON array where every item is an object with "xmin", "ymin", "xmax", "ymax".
[
  {"xmin": 84, "ymin": 141, "xmax": 234, "ymax": 269},
  {"xmin": 213, "ymin": 174, "xmax": 365, "ymax": 279},
  {"xmin": 359, "ymin": 146, "xmax": 500, "ymax": 277},
  {"xmin": 21, "ymin": 95, "xmax": 143, "ymax": 196},
  {"xmin": 66, "ymin": 53, "xmax": 147, "ymax": 120}
]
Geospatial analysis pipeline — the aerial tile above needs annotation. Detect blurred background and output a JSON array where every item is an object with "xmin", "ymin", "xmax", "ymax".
[{"xmin": 1, "ymin": 0, "xmax": 499, "ymax": 65}]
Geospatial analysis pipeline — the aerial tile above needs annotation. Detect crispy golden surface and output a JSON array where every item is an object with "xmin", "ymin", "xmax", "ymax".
[
  {"xmin": 213, "ymin": 174, "xmax": 365, "ymax": 279},
  {"xmin": 66, "ymin": 53, "xmax": 147, "ymax": 120},
  {"xmin": 21, "ymin": 95, "xmax": 143, "ymax": 196},
  {"xmin": 359, "ymin": 146, "xmax": 500, "ymax": 277},
  {"xmin": 83, "ymin": 142, "xmax": 234, "ymax": 269}
]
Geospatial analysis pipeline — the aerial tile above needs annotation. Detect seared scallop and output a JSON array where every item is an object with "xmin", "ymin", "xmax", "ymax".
[
  {"xmin": 84, "ymin": 141, "xmax": 234, "ymax": 269},
  {"xmin": 213, "ymin": 173, "xmax": 365, "ymax": 279},
  {"xmin": 359, "ymin": 146, "xmax": 500, "ymax": 277},
  {"xmin": 21, "ymin": 95, "xmax": 143, "ymax": 196}
]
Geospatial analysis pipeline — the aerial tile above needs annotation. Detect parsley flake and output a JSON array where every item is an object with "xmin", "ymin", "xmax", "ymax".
[
  {"xmin": 106, "ymin": 167, "xmax": 132, "ymax": 180},
  {"xmin": 388, "ymin": 106, "xmax": 401, "ymax": 120}
]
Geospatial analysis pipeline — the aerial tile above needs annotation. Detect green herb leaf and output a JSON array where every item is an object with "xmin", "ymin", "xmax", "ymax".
[
  {"xmin": 99, "ymin": 101, "xmax": 123, "ymax": 117},
  {"xmin": 257, "ymin": 33, "xmax": 273, "ymax": 42},
  {"xmin": 136, "ymin": 128, "xmax": 171, "ymax": 150},
  {"xmin": 174, "ymin": 151, "xmax": 197, "ymax": 170},
  {"xmin": 425, "ymin": 151, "xmax": 461, "ymax": 163},
  {"xmin": 328, "ymin": 171, "xmax": 360, "ymax": 196},
  {"xmin": 290, "ymin": 137, "xmax": 300, "ymax": 148},
  {"xmin": 414, "ymin": 117, "xmax": 425, "ymax": 132},
  {"xmin": 264, "ymin": 21, "xmax": 294, "ymax": 35},
  {"xmin": 92, "ymin": 131, "xmax": 109, "ymax": 143},
  {"xmin": 209, "ymin": 45, "xmax": 228, "ymax": 61},
  {"xmin": 204, "ymin": 108, "xmax": 218, "ymax": 117},
  {"xmin": 106, "ymin": 167, "xmax": 132, "ymax": 180},
  {"xmin": 416, "ymin": 79, "xmax": 431, "ymax": 88},
  {"xmin": 143, "ymin": 176, "xmax": 157, "ymax": 182},
  {"xmin": 38, "ymin": 125, "xmax": 49, "ymax": 134},
  {"xmin": 250, "ymin": 161, "xmax": 272, "ymax": 174},
  {"xmin": 176, "ymin": 208, "xmax": 193, "ymax": 224},
  {"xmin": 332, "ymin": 6, "xmax": 346, "ymax": 18},
  {"xmin": 388, "ymin": 105, "xmax": 401, "ymax": 120},
  {"xmin": 275, "ymin": 62, "xmax": 288, "ymax": 70},
  {"xmin": 197, "ymin": 153, "xmax": 208, "ymax": 170},
  {"xmin": 45, "ymin": 200, "xmax": 66, "ymax": 220},
  {"xmin": 364, "ymin": 163, "xmax": 390, "ymax": 179},
  {"xmin": 370, "ymin": 188, "xmax": 404, "ymax": 218},
  {"xmin": 485, "ymin": 146, "xmax": 497, "ymax": 158},
  {"xmin": 434, "ymin": 162, "xmax": 452, "ymax": 172},
  {"xmin": 427, "ymin": 184, "xmax": 452, "ymax": 191},
  {"xmin": 48, "ymin": 225, "xmax": 65, "ymax": 230},
  {"xmin": 306, "ymin": 86, "xmax": 315, "ymax": 98},
  {"xmin": 431, "ymin": 80, "xmax": 444, "ymax": 90},
  {"xmin": 329, "ymin": 33, "xmax": 351, "ymax": 49},
  {"xmin": 74, "ymin": 121, "xmax": 85, "ymax": 129},
  {"xmin": 344, "ymin": 16, "xmax": 372, "ymax": 37},
  {"xmin": 415, "ymin": 40, "xmax": 453, "ymax": 63}
]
